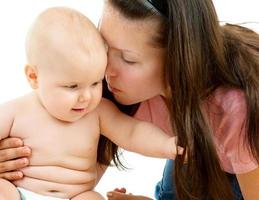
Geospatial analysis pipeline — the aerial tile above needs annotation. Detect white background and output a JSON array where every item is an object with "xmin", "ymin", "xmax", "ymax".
[{"xmin": 0, "ymin": 1, "xmax": 258, "ymax": 198}]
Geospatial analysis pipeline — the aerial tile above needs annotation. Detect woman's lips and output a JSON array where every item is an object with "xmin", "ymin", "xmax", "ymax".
[{"xmin": 107, "ymin": 84, "xmax": 121, "ymax": 93}]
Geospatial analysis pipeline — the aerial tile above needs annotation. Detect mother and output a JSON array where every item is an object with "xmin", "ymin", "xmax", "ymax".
[{"xmin": 1, "ymin": 0, "xmax": 259, "ymax": 199}]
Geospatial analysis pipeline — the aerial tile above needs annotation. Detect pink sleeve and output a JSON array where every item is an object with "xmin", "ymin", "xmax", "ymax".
[
  {"xmin": 210, "ymin": 89, "xmax": 258, "ymax": 174},
  {"xmin": 134, "ymin": 96, "xmax": 173, "ymax": 136}
]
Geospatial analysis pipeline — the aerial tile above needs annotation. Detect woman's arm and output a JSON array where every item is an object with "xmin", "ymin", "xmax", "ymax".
[
  {"xmin": 0, "ymin": 137, "xmax": 30, "ymax": 180},
  {"xmin": 237, "ymin": 167, "xmax": 259, "ymax": 200},
  {"xmin": 0, "ymin": 102, "xmax": 31, "ymax": 180}
]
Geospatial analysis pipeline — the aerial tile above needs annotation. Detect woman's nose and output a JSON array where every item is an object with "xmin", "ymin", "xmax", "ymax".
[
  {"xmin": 106, "ymin": 50, "xmax": 118, "ymax": 77},
  {"xmin": 105, "ymin": 61, "xmax": 117, "ymax": 77}
]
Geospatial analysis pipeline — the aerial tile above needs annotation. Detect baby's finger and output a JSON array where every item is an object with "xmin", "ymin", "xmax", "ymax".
[{"xmin": 177, "ymin": 146, "xmax": 184, "ymax": 155}]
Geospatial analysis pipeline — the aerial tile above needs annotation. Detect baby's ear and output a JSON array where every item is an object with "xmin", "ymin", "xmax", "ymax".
[{"xmin": 24, "ymin": 64, "xmax": 38, "ymax": 89}]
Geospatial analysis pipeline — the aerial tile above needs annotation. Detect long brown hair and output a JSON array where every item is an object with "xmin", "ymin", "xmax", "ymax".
[{"xmin": 108, "ymin": 0, "xmax": 259, "ymax": 199}]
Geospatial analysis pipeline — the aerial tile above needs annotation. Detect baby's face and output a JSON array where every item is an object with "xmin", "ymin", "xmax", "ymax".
[
  {"xmin": 36, "ymin": 39, "xmax": 107, "ymax": 122},
  {"xmin": 25, "ymin": 7, "xmax": 108, "ymax": 122}
]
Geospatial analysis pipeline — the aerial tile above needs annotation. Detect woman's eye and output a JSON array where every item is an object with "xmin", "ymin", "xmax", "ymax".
[
  {"xmin": 65, "ymin": 84, "xmax": 78, "ymax": 89},
  {"xmin": 122, "ymin": 56, "xmax": 136, "ymax": 65},
  {"xmin": 124, "ymin": 59, "xmax": 136, "ymax": 64}
]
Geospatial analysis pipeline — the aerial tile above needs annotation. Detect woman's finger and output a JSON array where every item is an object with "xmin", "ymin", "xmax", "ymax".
[
  {"xmin": 0, "ymin": 158, "xmax": 29, "ymax": 173},
  {"xmin": 0, "ymin": 138, "xmax": 23, "ymax": 150},
  {"xmin": 0, "ymin": 171, "xmax": 24, "ymax": 181},
  {"xmin": 0, "ymin": 146, "xmax": 31, "ymax": 162},
  {"xmin": 114, "ymin": 187, "xmax": 127, "ymax": 193},
  {"xmin": 107, "ymin": 191, "xmax": 133, "ymax": 200}
]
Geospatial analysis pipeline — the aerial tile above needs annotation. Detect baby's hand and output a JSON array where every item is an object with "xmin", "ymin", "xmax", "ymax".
[{"xmin": 168, "ymin": 136, "xmax": 184, "ymax": 159}]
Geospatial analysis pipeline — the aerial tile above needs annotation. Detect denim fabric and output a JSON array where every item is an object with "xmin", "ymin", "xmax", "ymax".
[
  {"xmin": 226, "ymin": 173, "xmax": 244, "ymax": 200},
  {"xmin": 155, "ymin": 160, "xmax": 243, "ymax": 200},
  {"xmin": 155, "ymin": 160, "xmax": 176, "ymax": 200}
]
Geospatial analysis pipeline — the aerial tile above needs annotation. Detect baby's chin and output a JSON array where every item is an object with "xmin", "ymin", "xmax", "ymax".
[{"xmin": 48, "ymin": 112, "xmax": 85, "ymax": 123}]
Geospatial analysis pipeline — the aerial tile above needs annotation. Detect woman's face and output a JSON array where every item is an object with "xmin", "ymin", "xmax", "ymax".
[{"xmin": 100, "ymin": 3, "xmax": 166, "ymax": 105}]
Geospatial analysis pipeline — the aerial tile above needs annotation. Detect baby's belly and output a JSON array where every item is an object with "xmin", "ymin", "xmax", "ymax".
[{"xmin": 13, "ymin": 166, "xmax": 97, "ymax": 198}]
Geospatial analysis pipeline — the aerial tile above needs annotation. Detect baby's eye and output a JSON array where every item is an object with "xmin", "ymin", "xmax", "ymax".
[
  {"xmin": 65, "ymin": 84, "xmax": 78, "ymax": 89},
  {"xmin": 92, "ymin": 81, "xmax": 101, "ymax": 87}
]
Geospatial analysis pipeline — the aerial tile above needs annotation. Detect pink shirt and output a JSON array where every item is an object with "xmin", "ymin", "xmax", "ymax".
[{"xmin": 134, "ymin": 88, "xmax": 258, "ymax": 174}]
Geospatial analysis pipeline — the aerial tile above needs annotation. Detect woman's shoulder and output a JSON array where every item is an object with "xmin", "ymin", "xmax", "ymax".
[
  {"xmin": 134, "ymin": 96, "xmax": 173, "ymax": 135},
  {"xmin": 208, "ymin": 87, "xmax": 258, "ymax": 174},
  {"xmin": 207, "ymin": 87, "xmax": 246, "ymax": 114},
  {"xmin": 134, "ymin": 96, "xmax": 166, "ymax": 118}
]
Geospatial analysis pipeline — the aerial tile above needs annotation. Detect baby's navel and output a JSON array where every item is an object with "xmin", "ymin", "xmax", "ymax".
[{"xmin": 48, "ymin": 190, "xmax": 59, "ymax": 193}]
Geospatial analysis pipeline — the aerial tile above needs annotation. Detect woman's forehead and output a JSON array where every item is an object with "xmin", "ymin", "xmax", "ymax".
[
  {"xmin": 100, "ymin": 4, "xmax": 161, "ymax": 52},
  {"xmin": 102, "ymin": 2, "xmax": 159, "ymax": 29}
]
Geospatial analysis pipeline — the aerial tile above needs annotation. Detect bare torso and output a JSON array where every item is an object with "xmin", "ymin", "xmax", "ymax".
[{"xmin": 10, "ymin": 93, "xmax": 100, "ymax": 198}]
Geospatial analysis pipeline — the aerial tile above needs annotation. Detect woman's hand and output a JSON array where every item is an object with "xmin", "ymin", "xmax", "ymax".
[
  {"xmin": 0, "ymin": 137, "xmax": 31, "ymax": 180},
  {"xmin": 107, "ymin": 188, "xmax": 131, "ymax": 200},
  {"xmin": 107, "ymin": 188, "xmax": 153, "ymax": 200}
]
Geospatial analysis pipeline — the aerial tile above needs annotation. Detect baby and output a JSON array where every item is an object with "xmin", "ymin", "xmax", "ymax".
[{"xmin": 0, "ymin": 7, "xmax": 180, "ymax": 200}]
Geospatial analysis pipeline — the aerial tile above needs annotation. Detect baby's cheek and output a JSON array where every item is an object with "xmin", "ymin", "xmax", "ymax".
[{"xmin": 58, "ymin": 93, "xmax": 76, "ymax": 108}]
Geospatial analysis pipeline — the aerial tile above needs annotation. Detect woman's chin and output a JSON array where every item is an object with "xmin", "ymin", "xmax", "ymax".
[{"xmin": 113, "ymin": 94, "xmax": 139, "ymax": 105}]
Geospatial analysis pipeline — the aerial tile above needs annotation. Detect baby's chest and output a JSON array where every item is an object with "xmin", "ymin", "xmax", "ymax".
[{"xmin": 10, "ymin": 113, "xmax": 100, "ymax": 157}]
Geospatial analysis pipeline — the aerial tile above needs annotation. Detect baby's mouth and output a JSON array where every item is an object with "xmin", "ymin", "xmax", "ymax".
[{"xmin": 72, "ymin": 108, "xmax": 85, "ymax": 112}]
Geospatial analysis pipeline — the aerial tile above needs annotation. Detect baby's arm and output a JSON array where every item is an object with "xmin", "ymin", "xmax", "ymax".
[
  {"xmin": 98, "ymin": 99, "xmax": 182, "ymax": 159},
  {"xmin": 0, "ymin": 101, "xmax": 16, "ymax": 140}
]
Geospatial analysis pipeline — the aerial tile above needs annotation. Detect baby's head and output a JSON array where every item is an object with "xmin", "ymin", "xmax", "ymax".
[{"xmin": 25, "ymin": 7, "xmax": 107, "ymax": 122}]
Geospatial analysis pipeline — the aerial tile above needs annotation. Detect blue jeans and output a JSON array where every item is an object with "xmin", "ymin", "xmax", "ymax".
[{"xmin": 155, "ymin": 160, "xmax": 243, "ymax": 200}]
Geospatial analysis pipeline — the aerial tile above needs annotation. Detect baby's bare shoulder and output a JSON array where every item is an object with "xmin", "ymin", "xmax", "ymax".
[
  {"xmin": 0, "ymin": 96, "xmax": 22, "ymax": 113},
  {"xmin": 96, "ymin": 98, "xmax": 119, "ymax": 115},
  {"xmin": 1, "ymin": 92, "xmax": 35, "ymax": 108},
  {"xmin": 0, "ymin": 92, "xmax": 46, "ymax": 123}
]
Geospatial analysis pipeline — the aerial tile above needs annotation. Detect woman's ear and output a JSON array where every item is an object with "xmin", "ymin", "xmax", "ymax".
[{"xmin": 24, "ymin": 64, "xmax": 38, "ymax": 89}]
